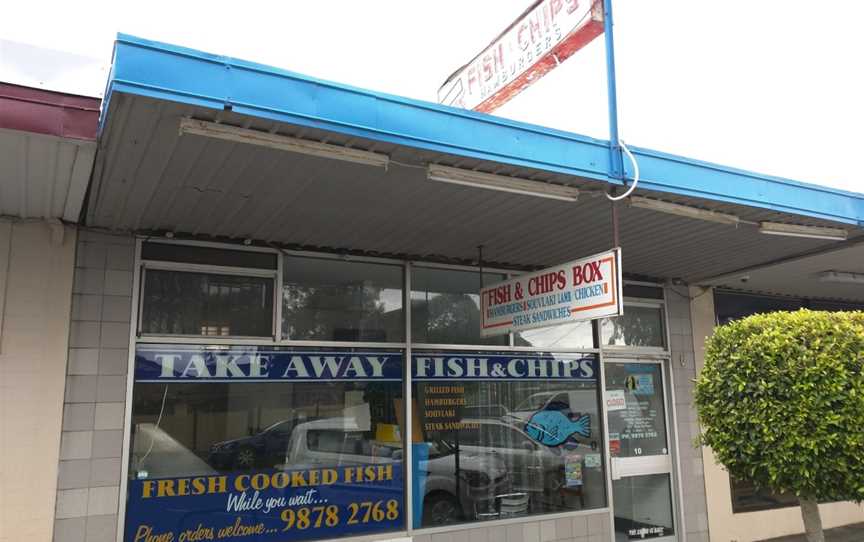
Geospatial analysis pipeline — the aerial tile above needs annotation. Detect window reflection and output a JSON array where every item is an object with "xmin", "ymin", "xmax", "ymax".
[
  {"xmin": 612, "ymin": 473, "xmax": 675, "ymax": 540},
  {"xmin": 604, "ymin": 363, "xmax": 668, "ymax": 458},
  {"xmin": 127, "ymin": 347, "xmax": 406, "ymax": 542},
  {"xmin": 282, "ymin": 257, "xmax": 404, "ymax": 342},
  {"xmin": 515, "ymin": 321, "xmax": 595, "ymax": 349},
  {"xmin": 131, "ymin": 251, "xmax": 634, "ymax": 541},
  {"xmin": 410, "ymin": 352, "xmax": 606, "ymax": 528},
  {"xmin": 141, "ymin": 270, "xmax": 274, "ymax": 337},
  {"xmin": 142, "ymin": 242, "xmax": 278, "ymax": 269},
  {"xmin": 730, "ymin": 477, "xmax": 799, "ymax": 513},
  {"xmin": 411, "ymin": 267, "xmax": 507, "ymax": 346},
  {"xmin": 130, "ymin": 379, "xmax": 403, "ymax": 477},
  {"xmin": 600, "ymin": 305, "xmax": 665, "ymax": 348}
]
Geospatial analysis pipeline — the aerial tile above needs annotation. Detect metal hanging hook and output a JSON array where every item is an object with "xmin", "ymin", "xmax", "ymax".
[{"xmin": 605, "ymin": 140, "xmax": 640, "ymax": 201}]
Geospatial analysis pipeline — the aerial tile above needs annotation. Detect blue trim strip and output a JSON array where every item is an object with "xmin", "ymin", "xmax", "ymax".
[{"xmin": 104, "ymin": 34, "xmax": 864, "ymax": 226}]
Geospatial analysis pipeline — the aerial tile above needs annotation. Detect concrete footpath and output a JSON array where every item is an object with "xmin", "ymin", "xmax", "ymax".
[{"xmin": 759, "ymin": 523, "xmax": 864, "ymax": 541}]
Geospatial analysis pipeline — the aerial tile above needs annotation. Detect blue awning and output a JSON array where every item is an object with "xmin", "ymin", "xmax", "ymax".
[
  {"xmin": 84, "ymin": 33, "xmax": 864, "ymax": 292},
  {"xmin": 101, "ymin": 34, "xmax": 864, "ymax": 226}
]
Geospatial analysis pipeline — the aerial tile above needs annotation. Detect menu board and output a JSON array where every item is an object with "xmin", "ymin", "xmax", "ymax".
[{"xmin": 416, "ymin": 383, "xmax": 472, "ymax": 434}]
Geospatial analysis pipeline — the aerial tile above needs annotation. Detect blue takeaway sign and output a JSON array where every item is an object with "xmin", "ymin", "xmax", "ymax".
[
  {"xmin": 135, "ymin": 346, "xmax": 596, "ymax": 383},
  {"xmin": 134, "ymin": 346, "xmax": 403, "ymax": 382}
]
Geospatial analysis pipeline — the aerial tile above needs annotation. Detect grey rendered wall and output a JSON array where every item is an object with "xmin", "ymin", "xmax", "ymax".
[
  {"xmin": 54, "ymin": 231, "xmax": 134, "ymax": 542},
  {"xmin": 666, "ymin": 285, "xmax": 710, "ymax": 542}
]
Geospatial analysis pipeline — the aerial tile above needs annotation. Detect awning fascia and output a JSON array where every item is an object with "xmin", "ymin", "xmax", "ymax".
[{"xmin": 103, "ymin": 33, "xmax": 864, "ymax": 227}]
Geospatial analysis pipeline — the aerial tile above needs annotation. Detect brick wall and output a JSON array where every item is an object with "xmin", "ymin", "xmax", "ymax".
[{"xmin": 54, "ymin": 231, "xmax": 134, "ymax": 542}]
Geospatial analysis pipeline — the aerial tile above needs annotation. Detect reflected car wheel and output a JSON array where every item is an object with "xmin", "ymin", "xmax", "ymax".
[
  {"xmin": 234, "ymin": 447, "xmax": 257, "ymax": 469},
  {"xmin": 423, "ymin": 493, "xmax": 461, "ymax": 526}
]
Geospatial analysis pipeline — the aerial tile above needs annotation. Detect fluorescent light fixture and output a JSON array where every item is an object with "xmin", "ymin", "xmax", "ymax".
[
  {"xmin": 629, "ymin": 196, "xmax": 740, "ymax": 225},
  {"xmin": 178, "ymin": 118, "xmax": 389, "ymax": 168},
  {"xmin": 817, "ymin": 270, "xmax": 864, "ymax": 284},
  {"xmin": 427, "ymin": 164, "xmax": 579, "ymax": 202},
  {"xmin": 759, "ymin": 221, "xmax": 848, "ymax": 241}
]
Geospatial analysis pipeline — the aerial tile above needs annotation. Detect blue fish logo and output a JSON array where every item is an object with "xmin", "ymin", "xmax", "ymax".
[{"xmin": 524, "ymin": 410, "xmax": 591, "ymax": 447}]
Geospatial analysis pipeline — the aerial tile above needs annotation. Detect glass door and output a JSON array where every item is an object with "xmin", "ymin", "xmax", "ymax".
[{"xmin": 604, "ymin": 360, "xmax": 677, "ymax": 542}]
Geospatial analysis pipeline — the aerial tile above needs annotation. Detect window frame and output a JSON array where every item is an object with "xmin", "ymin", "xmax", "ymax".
[
  {"xmin": 136, "ymin": 240, "xmax": 664, "ymax": 355},
  {"xmin": 137, "ymin": 259, "xmax": 281, "ymax": 341},
  {"xmin": 729, "ymin": 476, "xmax": 800, "ymax": 514},
  {"xmin": 598, "ymin": 297, "xmax": 669, "ymax": 355},
  {"xmin": 409, "ymin": 348, "xmax": 610, "ymax": 528},
  {"xmin": 280, "ymin": 252, "xmax": 409, "ymax": 345},
  {"xmin": 127, "ymin": 237, "xmax": 688, "ymax": 540},
  {"xmin": 123, "ymin": 346, "xmax": 408, "ymax": 536},
  {"xmin": 278, "ymin": 249, "xmax": 412, "ymax": 349},
  {"xmin": 408, "ymin": 261, "xmax": 514, "ymax": 350}
]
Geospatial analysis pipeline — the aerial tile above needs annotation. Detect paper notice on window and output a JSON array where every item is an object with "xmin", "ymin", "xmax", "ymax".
[
  {"xmin": 564, "ymin": 451, "xmax": 583, "ymax": 488},
  {"xmin": 605, "ymin": 390, "xmax": 626, "ymax": 411}
]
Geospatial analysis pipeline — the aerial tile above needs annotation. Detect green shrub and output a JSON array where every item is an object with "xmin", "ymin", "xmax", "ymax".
[{"xmin": 695, "ymin": 309, "xmax": 864, "ymax": 502}]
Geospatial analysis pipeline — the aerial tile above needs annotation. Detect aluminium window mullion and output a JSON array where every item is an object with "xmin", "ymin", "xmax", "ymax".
[
  {"xmin": 403, "ymin": 260, "xmax": 413, "ymax": 534},
  {"xmin": 141, "ymin": 260, "xmax": 279, "ymax": 279},
  {"xmin": 139, "ymin": 263, "xmax": 279, "ymax": 341},
  {"xmin": 275, "ymin": 250, "xmax": 284, "ymax": 341}
]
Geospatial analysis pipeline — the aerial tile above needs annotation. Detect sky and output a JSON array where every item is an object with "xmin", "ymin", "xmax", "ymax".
[{"xmin": 1, "ymin": 0, "xmax": 862, "ymax": 193}]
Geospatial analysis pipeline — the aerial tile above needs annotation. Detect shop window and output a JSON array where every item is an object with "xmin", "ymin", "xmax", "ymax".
[
  {"xmin": 714, "ymin": 291, "xmax": 803, "ymax": 325},
  {"xmin": 604, "ymin": 363, "xmax": 669, "ymax": 457},
  {"xmin": 514, "ymin": 321, "xmax": 596, "ymax": 349},
  {"xmin": 142, "ymin": 242, "xmax": 278, "ymax": 269},
  {"xmin": 141, "ymin": 270, "xmax": 274, "ymax": 337},
  {"xmin": 810, "ymin": 300, "xmax": 864, "ymax": 311},
  {"xmin": 126, "ymin": 345, "xmax": 405, "ymax": 542},
  {"xmin": 282, "ymin": 256, "xmax": 404, "ymax": 342},
  {"xmin": 410, "ymin": 267, "xmax": 508, "ymax": 346},
  {"xmin": 612, "ymin": 473, "xmax": 675, "ymax": 538},
  {"xmin": 600, "ymin": 304, "xmax": 666, "ymax": 348},
  {"xmin": 410, "ymin": 352, "xmax": 606, "ymax": 528},
  {"xmin": 622, "ymin": 284, "xmax": 664, "ymax": 300},
  {"xmin": 730, "ymin": 477, "xmax": 798, "ymax": 513}
]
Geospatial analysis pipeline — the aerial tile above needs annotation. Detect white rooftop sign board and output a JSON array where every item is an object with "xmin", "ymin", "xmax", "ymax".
[
  {"xmin": 438, "ymin": 0, "xmax": 604, "ymax": 113},
  {"xmin": 480, "ymin": 248, "xmax": 623, "ymax": 337}
]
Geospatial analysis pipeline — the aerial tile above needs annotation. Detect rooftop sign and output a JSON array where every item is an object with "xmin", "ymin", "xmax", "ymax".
[
  {"xmin": 480, "ymin": 248, "xmax": 622, "ymax": 337},
  {"xmin": 438, "ymin": 0, "xmax": 604, "ymax": 113}
]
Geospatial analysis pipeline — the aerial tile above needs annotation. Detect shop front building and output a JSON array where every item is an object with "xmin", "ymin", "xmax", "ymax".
[
  {"xmin": 74, "ymin": 234, "xmax": 688, "ymax": 542},
  {"xmin": 3, "ymin": 35, "xmax": 864, "ymax": 542}
]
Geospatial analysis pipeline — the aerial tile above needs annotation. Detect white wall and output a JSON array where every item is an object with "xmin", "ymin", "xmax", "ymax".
[{"xmin": 0, "ymin": 220, "xmax": 76, "ymax": 542}]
